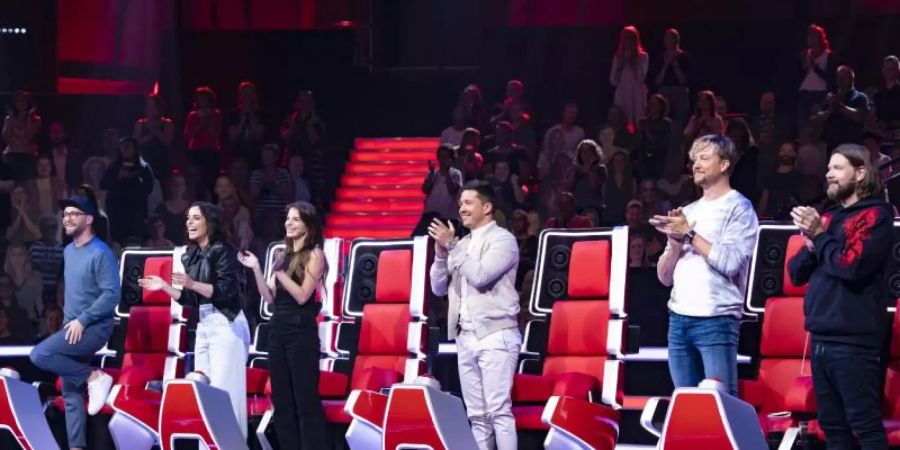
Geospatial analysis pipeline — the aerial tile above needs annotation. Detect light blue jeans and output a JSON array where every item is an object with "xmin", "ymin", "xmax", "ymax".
[{"xmin": 667, "ymin": 311, "xmax": 740, "ymax": 396}]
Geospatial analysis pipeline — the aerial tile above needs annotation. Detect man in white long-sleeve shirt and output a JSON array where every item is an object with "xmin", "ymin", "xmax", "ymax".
[
  {"xmin": 428, "ymin": 180, "xmax": 521, "ymax": 450},
  {"xmin": 650, "ymin": 135, "xmax": 758, "ymax": 396}
]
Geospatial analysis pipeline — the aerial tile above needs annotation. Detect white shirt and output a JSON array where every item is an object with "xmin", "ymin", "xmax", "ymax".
[
  {"xmin": 800, "ymin": 51, "xmax": 829, "ymax": 92},
  {"xmin": 440, "ymin": 127, "xmax": 465, "ymax": 147},
  {"xmin": 458, "ymin": 221, "xmax": 493, "ymax": 329},
  {"xmin": 424, "ymin": 168, "xmax": 463, "ymax": 219},
  {"xmin": 667, "ymin": 190, "xmax": 759, "ymax": 318}
]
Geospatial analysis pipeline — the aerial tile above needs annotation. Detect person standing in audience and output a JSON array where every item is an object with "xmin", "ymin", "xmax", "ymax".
[
  {"xmin": 250, "ymin": 144, "xmax": 293, "ymax": 218},
  {"xmin": 155, "ymin": 172, "xmax": 190, "ymax": 246},
  {"xmin": 138, "ymin": 201, "xmax": 250, "ymax": 437},
  {"xmin": 101, "ymin": 137, "xmax": 154, "ymax": 244},
  {"xmin": 5, "ymin": 184, "xmax": 41, "ymax": 244},
  {"xmin": 634, "ymin": 93, "xmax": 673, "ymax": 180},
  {"xmin": 570, "ymin": 139, "xmax": 606, "ymax": 214},
  {"xmin": 684, "ymin": 90, "xmax": 725, "ymax": 144},
  {"xmin": 29, "ymin": 216, "xmax": 64, "ymax": 300},
  {"xmin": 653, "ymin": 28, "xmax": 693, "ymax": 126},
  {"xmin": 134, "ymin": 94, "xmax": 174, "ymax": 183},
  {"xmin": 287, "ymin": 154, "xmax": 312, "ymax": 203},
  {"xmin": 184, "ymin": 86, "xmax": 223, "ymax": 196},
  {"xmin": 2, "ymin": 90, "xmax": 42, "ymax": 180},
  {"xmin": 423, "ymin": 144, "xmax": 464, "ymax": 222},
  {"xmin": 602, "ymin": 151, "xmax": 636, "ymax": 224},
  {"xmin": 757, "ymin": 141, "xmax": 801, "ymax": 219},
  {"xmin": 610, "ymin": 25, "xmax": 649, "ymax": 128},
  {"xmin": 788, "ymin": 143, "xmax": 891, "ymax": 449},
  {"xmin": 814, "ymin": 66, "xmax": 868, "ymax": 152},
  {"xmin": 4, "ymin": 241, "xmax": 43, "ymax": 325},
  {"xmin": 874, "ymin": 55, "xmax": 900, "ymax": 145},
  {"xmin": 227, "ymin": 81, "xmax": 269, "ymax": 171},
  {"xmin": 238, "ymin": 202, "xmax": 328, "ymax": 450},
  {"xmin": 441, "ymin": 104, "xmax": 468, "ymax": 146},
  {"xmin": 30, "ymin": 194, "xmax": 120, "ymax": 450},
  {"xmin": 750, "ymin": 92, "xmax": 793, "ymax": 147},
  {"xmin": 455, "ymin": 128, "xmax": 484, "ymax": 181},
  {"xmin": 429, "ymin": 180, "xmax": 521, "ymax": 450},
  {"xmin": 653, "ymin": 135, "xmax": 758, "ymax": 396},
  {"xmin": 798, "ymin": 24, "xmax": 837, "ymax": 132},
  {"xmin": 47, "ymin": 121, "xmax": 84, "ymax": 194}
]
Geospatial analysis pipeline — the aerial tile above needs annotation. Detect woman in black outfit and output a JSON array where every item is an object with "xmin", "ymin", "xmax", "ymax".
[{"xmin": 238, "ymin": 201, "xmax": 327, "ymax": 450}]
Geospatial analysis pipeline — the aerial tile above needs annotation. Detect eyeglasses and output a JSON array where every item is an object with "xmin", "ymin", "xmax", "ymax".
[{"xmin": 60, "ymin": 211, "xmax": 87, "ymax": 219}]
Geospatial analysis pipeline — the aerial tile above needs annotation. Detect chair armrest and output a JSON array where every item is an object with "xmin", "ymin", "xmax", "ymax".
[
  {"xmin": 784, "ymin": 375, "xmax": 817, "ymax": 414},
  {"xmin": 551, "ymin": 372, "xmax": 599, "ymax": 399},
  {"xmin": 639, "ymin": 397, "xmax": 670, "ymax": 438},
  {"xmin": 319, "ymin": 371, "xmax": 350, "ymax": 398},
  {"xmin": 345, "ymin": 389, "xmax": 389, "ymax": 429},
  {"xmin": 511, "ymin": 373, "xmax": 554, "ymax": 403},
  {"xmin": 542, "ymin": 396, "xmax": 620, "ymax": 449},
  {"xmin": 739, "ymin": 379, "xmax": 765, "ymax": 409}
]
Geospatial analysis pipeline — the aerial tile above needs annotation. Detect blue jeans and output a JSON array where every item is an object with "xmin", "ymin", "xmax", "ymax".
[
  {"xmin": 30, "ymin": 322, "xmax": 112, "ymax": 449},
  {"xmin": 667, "ymin": 311, "xmax": 740, "ymax": 396},
  {"xmin": 811, "ymin": 341, "xmax": 887, "ymax": 450}
]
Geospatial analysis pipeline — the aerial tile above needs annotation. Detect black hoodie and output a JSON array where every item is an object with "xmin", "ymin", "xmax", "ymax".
[{"xmin": 788, "ymin": 198, "xmax": 894, "ymax": 349}]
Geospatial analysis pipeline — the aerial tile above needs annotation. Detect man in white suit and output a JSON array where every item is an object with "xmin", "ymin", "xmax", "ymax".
[{"xmin": 429, "ymin": 180, "xmax": 521, "ymax": 450}]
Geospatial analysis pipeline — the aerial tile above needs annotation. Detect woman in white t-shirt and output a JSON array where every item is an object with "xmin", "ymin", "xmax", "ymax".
[
  {"xmin": 798, "ymin": 24, "xmax": 836, "ymax": 131},
  {"xmin": 610, "ymin": 26, "xmax": 649, "ymax": 128}
]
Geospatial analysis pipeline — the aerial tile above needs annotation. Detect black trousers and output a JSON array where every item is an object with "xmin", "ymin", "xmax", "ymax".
[
  {"xmin": 269, "ymin": 312, "xmax": 327, "ymax": 450},
  {"xmin": 811, "ymin": 340, "xmax": 887, "ymax": 450}
]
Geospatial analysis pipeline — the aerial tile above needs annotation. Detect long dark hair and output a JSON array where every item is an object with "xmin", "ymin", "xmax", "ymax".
[
  {"xmin": 832, "ymin": 144, "xmax": 883, "ymax": 201},
  {"xmin": 187, "ymin": 201, "xmax": 225, "ymax": 245},
  {"xmin": 283, "ymin": 202, "xmax": 325, "ymax": 283}
]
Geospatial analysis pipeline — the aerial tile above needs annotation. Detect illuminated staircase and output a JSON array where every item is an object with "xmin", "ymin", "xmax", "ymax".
[{"xmin": 324, "ymin": 137, "xmax": 439, "ymax": 239}]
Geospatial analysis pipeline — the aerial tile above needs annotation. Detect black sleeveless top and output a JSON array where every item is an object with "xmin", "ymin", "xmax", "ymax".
[{"xmin": 273, "ymin": 270, "xmax": 322, "ymax": 319}]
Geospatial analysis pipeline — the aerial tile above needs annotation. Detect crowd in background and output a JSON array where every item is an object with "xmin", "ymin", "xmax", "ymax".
[{"xmin": 0, "ymin": 23, "xmax": 899, "ymax": 343}]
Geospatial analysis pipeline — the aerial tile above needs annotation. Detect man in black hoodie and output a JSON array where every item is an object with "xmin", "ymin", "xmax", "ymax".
[{"xmin": 788, "ymin": 143, "xmax": 892, "ymax": 449}]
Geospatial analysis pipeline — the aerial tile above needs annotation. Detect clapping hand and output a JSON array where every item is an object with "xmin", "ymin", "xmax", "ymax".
[
  {"xmin": 137, "ymin": 275, "xmax": 167, "ymax": 291},
  {"xmin": 791, "ymin": 206, "xmax": 825, "ymax": 238},
  {"xmin": 649, "ymin": 208, "xmax": 691, "ymax": 241},
  {"xmin": 428, "ymin": 219, "xmax": 456, "ymax": 257},
  {"xmin": 237, "ymin": 251, "xmax": 259, "ymax": 270}
]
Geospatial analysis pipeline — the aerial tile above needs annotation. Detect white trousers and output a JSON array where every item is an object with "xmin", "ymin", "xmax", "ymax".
[
  {"xmin": 456, "ymin": 327, "xmax": 521, "ymax": 450},
  {"xmin": 194, "ymin": 306, "xmax": 251, "ymax": 438}
]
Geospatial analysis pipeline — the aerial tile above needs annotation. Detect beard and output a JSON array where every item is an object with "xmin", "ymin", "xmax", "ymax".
[{"xmin": 827, "ymin": 179, "xmax": 857, "ymax": 203}]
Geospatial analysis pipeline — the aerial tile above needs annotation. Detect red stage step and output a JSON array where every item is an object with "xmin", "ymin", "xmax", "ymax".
[
  {"xmin": 336, "ymin": 187, "xmax": 424, "ymax": 201},
  {"xmin": 332, "ymin": 200, "xmax": 422, "ymax": 213},
  {"xmin": 354, "ymin": 137, "xmax": 440, "ymax": 150},
  {"xmin": 345, "ymin": 162, "xmax": 429, "ymax": 174},
  {"xmin": 326, "ymin": 214, "xmax": 420, "ymax": 227},
  {"xmin": 324, "ymin": 227, "xmax": 412, "ymax": 239},
  {"xmin": 340, "ymin": 174, "xmax": 423, "ymax": 187},
  {"xmin": 350, "ymin": 151, "xmax": 434, "ymax": 162}
]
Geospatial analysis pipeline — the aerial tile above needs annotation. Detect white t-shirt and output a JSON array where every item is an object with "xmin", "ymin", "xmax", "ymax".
[
  {"xmin": 800, "ymin": 51, "xmax": 829, "ymax": 92},
  {"xmin": 668, "ymin": 190, "xmax": 759, "ymax": 318}
]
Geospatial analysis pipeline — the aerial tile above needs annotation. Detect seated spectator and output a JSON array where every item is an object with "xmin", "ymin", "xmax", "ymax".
[
  {"xmin": 134, "ymin": 94, "xmax": 174, "ymax": 182},
  {"xmin": 605, "ymin": 104, "xmax": 636, "ymax": 149},
  {"xmin": 757, "ymin": 141, "xmax": 801, "ymax": 219},
  {"xmin": 814, "ymin": 65, "xmax": 868, "ymax": 151},
  {"xmin": 81, "ymin": 150, "xmax": 109, "ymax": 211},
  {"xmin": 226, "ymin": 81, "xmax": 269, "ymax": 171},
  {"xmin": 100, "ymin": 137, "xmax": 154, "ymax": 244},
  {"xmin": 796, "ymin": 120, "xmax": 828, "ymax": 179},
  {"xmin": 250, "ymin": 209, "xmax": 283, "ymax": 262},
  {"xmin": 657, "ymin": 163, "xmax": 696, "ymax": 208},
  {"xmin": 485, "ymin": 121, "xmax": 527, "ymax": 174},
  {"xmin": 155, "ymin": 172, "xmax": 190, "ymax": 246},
  {"xmin": 624, "ymin": 199, "xmax": 646, "ymax": 230},
  {"xmin": 227, "ymin": 158, "xmax": 252, "ymax": 201},
  {"xmin": 459, "ymin": 84, "xmax": 489, "ymax": 132},
  {"xmin": 2, "ymin": 90, "xmax": 41, "ymax": 181},
  {"xmin": 544, "ymin": 102, "xmax": 585, "ymax": 158},
  {"xmin": 36, "ymin": 304, "xmax": 62, "ymax": 341},
  {"xmin": 454, "ymin": 128, "xmax": 484, "ymax": 181},
  {"xmin": 46, "ymin": 121, "xmax": 84, "ymax": 193},
  {"xmin": 508, "ymin": 101, "xmax": 537, "ymax": 160},
  {"xmin": 683, "ymin": 90, "xmax": 725, "ymax": 143},
  {"xmin": 28, "ymin": 216, "xmax": 63, "ymax": 299},
  {"xmin": 31, "ymin": 154, "xmax": 61, "ymax": 218},
  {"xmin": 490, "ymin": 160, "xmax": 525, "ymax": 220},
  {"xmin": 221, "ymin": 194, "xmax": 253, "ymax": 251},
  {"xmin": 250, "ymin": 144, "xmax": 292, "ymax": 218},
  {"xmin": 638, "ymin": 179, "xmax": 672, "ymax": 221},
  {"xmin": 287, "ymin": 154, "xmax": 312, "ymax": 203},
  {"xmin": 3, "ymin": 243, "xmax": 42, "ymax": 325},
  {"xmin": 537, "ymin": 127, "xmax": 568, "ymax": 178},
  {"xmin": 511, "ymin": 209, "xmax": 538, "ymax": 290},
  {"xmin": 875, "ymin": 55, "xmax": 900, "ymax": 144},
  {"xmin": 537, "ymin": 152, "xmax": 574, "ymax": 220},
  {"xmin": 756, "ymin": 122, "xmax": 780, "ymax": 176},
  {"xmin": 440, "ymin": 104, "xmax": 467, "ymax": 146},
  {"xmin": 423, "ymin": 144, "xmax": 463, "ymax": 221},
  {"xmin": 726, "ymin": 119, "xmax": 761, "ymax": 205},
  {"xmin": 750, "ymin": 92, "xmax": 793, "ymax": 145},
  {"xmin": 570, "ymin": 139, "xmax": 606, "ymax": 214},
  {"xmin": 214, "ymin": 175, "xmax": 252, "ymax": 225},
  {"xmin": 863, "ymin": 131, "xmax": 893, "ymax": 181},
  {"xmin": 598, "ymin": 125, "xmax": 628, "ymax": 163},
  {"xmin": 544, "ymin": 192, "xmax": 591, "ymax": 229},
  {"xmin": 5, "ymin": 184, "xmax": 41, "ymax": 244},
  {"xmin": 629, "ymin": 234, "xmax": 648, "ymax": 268},
  {"xmin": 603, "ymin": 151, "xmax": 636, "ymax": 224},
  {"xmin": 634, "ymin": 93, "xmax": 673, "ymax": 179},
  {"xmin": 144, "ymin": 215, "xmax": 174, "ymax": 248}
]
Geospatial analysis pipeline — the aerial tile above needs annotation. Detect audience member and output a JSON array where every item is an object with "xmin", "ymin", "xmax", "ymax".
[
  {"xmin": 28, "ymin": 216, "xmax": 63, "ymax": 299},
  {"xmin": 4, "ymin": 242, "xmax": 43, "ymax": 324},
  {"xmin": 0, "ymin": 308, "xmax": 29, "ymax": 345},
  {"xmin": 250, "ymin": 144, "xmax": 292, "ymax": 218},
  {"xmin": 0, "ymin": 158, "xmax": 14, "ymax": 235},
  {"xmin": 537, "ymin": 127, "xmax": 568, "ymax": 178},
  {"xmin": 605, "ymin": 105, "xmax": 637, "ymax": 150},
  {"xmin": 537, "ymin": 151, "xmax": 574, "ymax": 220},
  {"xmin": 657, "ymin": 163, "xmax": 696, "ymax": 208},
  {"xmin": 629, "ymin": 234, "xmax": 648, "ymax": 268},
  {"xmin": 134, "ymin": 94, "xmax": 174, "ymax": 182},
  {"xmin": 814, "ymin": 65, "xmax": 868, "ymax": 151},
  {"xmin": 46, "ymin": 121, "xmax": 84, "ymax": 193},
  {"xmin": 485, "ymin": 121, "xmax": 527, "ymax": 173},
  {"xmin": 545, "ymin": 102, "xmax": 585, "ymax": 158},
  {"xmin": 491, "ymin": 79, "xmax": 527, "ymax": 125},
  {"xmin": 798, "ymin": 24, "xmax": 837, "ymax": 131},
  {"xmin": 726, "ymin": 118, "xmax": 761, "ymax": 205},
  {"xmin": 862, "ymin": 131, "xmax": 892, "ymax": 181},
  {"xmin": 874, "ymin": 55, "xmax": 900, "ymax": 144},
  {"xmin": 0, "ymin": 274, "xmax": 31, "ymax": 339},
  {"xmin": 227, "ymin": 158, "xmax": 253, "ymax": 204},
  {"xmin": 653, "ymin": 28, "xmax": 694, "ymax": 125},
  {"xmin": 490, "ymin": 160, "xmax": 525, "ymax": 220},
  {"xmin": 544, "ymin": 192, "xmax": 591, "ymax": 229},
  {"xmin": 750, "ymin": 92, "xmax": 792, "ymax": 145},
  {"xmin": 440, "ymin": 104, "xmax": 467, "ymax": 146},
  {"xmin": 5, "ymin": 184, "xmax": 41, "ymax": 244},
  {"xmin": 454, "ymin": 128, "xmax": 484, "ymax": 181},
  {"xmin": 220, "ymin": 194, "xmax": 253, "ymax": 251},
  {"xmin": 684, "ymin": 90, "xmax": 725, "ymax": 143},
  {"xmin": 598, "ymin": 125, "xmax": 628, "ymax": 162},
  {"xmin": 37, "ymin": 305, "xmax": 63, "ymax": 341},
  {"xmin": 603, "ymin": 151, "xmax": 636, "ymax": 224},
  {"xmin": 31, "ymin": 154, "xmax": 61, "ymax": 218},
  {"xmin": 287, "ymin": 154, "xmax": 312, "ymax": 203},
  {"xmin": 715, "ymin": 95, "xmax": 729, "ymax": 117},
  {"xmin": 155, "ymin": 173, "xmax": 189, "ymax": 245},
  {"xmin": 639, "ymin": 179, "xmax": 672, "ymax": 221},
  {"xmin": 227, "ymin": 81, "xmax": 269, "ymax": 170},
  {"xmin": 757, "ymin": 141, "xmax": 801, "ymax": 219},
  {"xmin": 144, "ymin": 216, "xmax": 174, "ymax": 248},
  {"xmin": 100, "ymin": 137, "xmax": 155, "ymax": 244},
  {"xmin": 610, "ymin": 25, "xmax": 649, "ymax": 127},
  {"xmin": 215, "ymin": 175, "xmax": 252, "ymax": 225},
  {"xmin": 2, "ymin": 90, "xmax": 41, "ymax": 180},
  {"xmin": 796, "ymin": 119, "xmax": 828, "ymax": 179},
  {"xmin": 423, "ymin": 144, "xmax": 463, "ymax": 222},
  {"xmin": 511, "ymin": 209, "xmax": 538, "ymax": 290},
  {"xmin": 184, "ymin": 86, "xmax": 223, "ymax": 195},
  {"xmin": 459, "ymin": 84, "xmax": 489, "ymax": 132},
  {"xmin": 570, "ymin": 139, "xmax": 606, "ymax": 213},
  {"xmin": 508, "ymin": 101, "xmax": 537, "ymax": 159},
  {"xmin": 756, "ymin": 122, "xmax": 780, "ymax": 175},
  {"xmin": 634, "ymin": 93, "xmax": 673, "ymax": 179}
]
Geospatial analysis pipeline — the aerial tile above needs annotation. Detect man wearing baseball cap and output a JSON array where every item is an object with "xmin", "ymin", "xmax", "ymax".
[{"xmin": 30, "ymin": 195, "xmax": 120, "ymax": 450}]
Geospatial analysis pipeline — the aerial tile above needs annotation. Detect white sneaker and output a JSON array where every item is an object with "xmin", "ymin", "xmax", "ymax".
[{"xmin": 86, "ymin": 371, "xmax": 113, "ymax": 415}]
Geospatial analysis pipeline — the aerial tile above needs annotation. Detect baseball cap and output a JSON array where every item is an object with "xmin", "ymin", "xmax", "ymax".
[{"xmin": 58, "ymin": 195, "xmax": 98, "ymax": 216}]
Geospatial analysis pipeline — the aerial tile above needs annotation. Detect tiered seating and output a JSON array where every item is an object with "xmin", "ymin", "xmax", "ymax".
[
  {"xmin": 323, "ymin": 236, "xmax": 431, "ymax": 424},
  {"xmin": 513, "ymin": 227, "xmax": 630, "ymax": 438},
  {"xmin": 106, "ymin": 256, "xmax": 189, "ymax": 449},
  {"xmin": 325, "ymin": 137, "xmax": 439, "ymax": 239}
]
